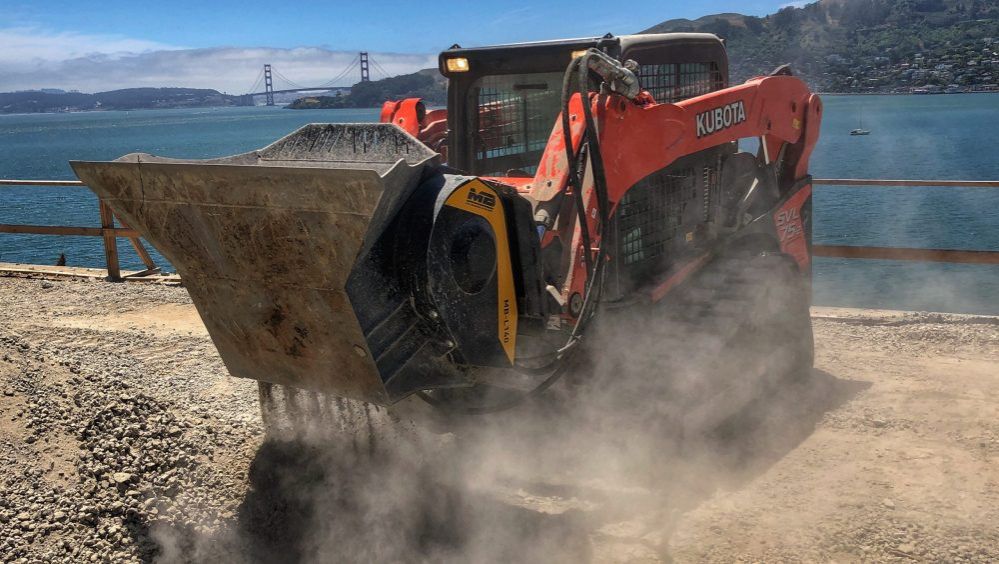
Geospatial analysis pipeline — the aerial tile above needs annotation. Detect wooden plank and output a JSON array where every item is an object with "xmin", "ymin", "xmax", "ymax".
[
  {"xmin": 98, "ymin": 200, "xmax": 121, "ymax": 281},
  {"xmin": 124, "ymin": 267, "xmax": 162, "ymax": 278},
  {"xmin": 814, "ymin": 245, "xmax": 999, "ymax": 265},
  {"xmin": 813, "ymin": 178, "xmax": 999, "ymax": 188},
  {"xmin": 0, "ymin": 262, "xmax": 180, "ymax": 285},
  {"xmin": 0, "ymin": 179, "xmax": 85, "ymax": 187},
  {"xmin": 0, "ymin": 224, "xmax": 139, "ymax": 237},
  {"xmin": 0, "ymin": 263, "xmax": 111, "ymax": 279}
]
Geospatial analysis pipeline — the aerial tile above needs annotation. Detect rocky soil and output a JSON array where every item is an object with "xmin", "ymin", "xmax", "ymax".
[
  {"xmin": 0, "ymin": 275, "xmax": 997, "ymax": 563},
  {"xmin": 0, "ymin": 278, "xmax": 260, "ymax": 563}
]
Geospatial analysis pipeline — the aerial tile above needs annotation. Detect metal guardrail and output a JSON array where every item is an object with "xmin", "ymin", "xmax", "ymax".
[
  {"xmin": 813, "ymin": 178, "xmax": 999, "ymax": 188},
  {"xmin": 809, "ymin": 178, "xmax": 999, "ymax": 265},
  {"xmin": 1, "ymin": 177, "xmax": 997, "ymax": 281},
  {"xmin": 0, "ymin": 179, "xmax": 159, "ymax": 281},
  {"xmin": 813, "ymin": 245, "xmax": 999, "ymax": 265}
]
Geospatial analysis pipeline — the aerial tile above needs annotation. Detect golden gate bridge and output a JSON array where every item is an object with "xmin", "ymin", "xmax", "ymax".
[{"xmin": 243, "ymin": 52, "xmax": 394, "ymax": 105}]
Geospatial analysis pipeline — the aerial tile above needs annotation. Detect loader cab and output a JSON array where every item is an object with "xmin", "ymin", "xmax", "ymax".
[{"xmin": 439, "ymin": 33, "xmax": 729, "ymax": 176}]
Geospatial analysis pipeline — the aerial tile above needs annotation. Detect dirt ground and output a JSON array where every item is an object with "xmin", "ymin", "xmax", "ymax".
[{"xmin": 0, "ymin": 275, "xmax": 997, "ymax": 563}]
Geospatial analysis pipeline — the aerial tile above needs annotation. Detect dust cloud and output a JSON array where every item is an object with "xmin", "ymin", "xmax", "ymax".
[{"xmin": 150, "ymin": 257, "xmax": 851, "ymax": 563}]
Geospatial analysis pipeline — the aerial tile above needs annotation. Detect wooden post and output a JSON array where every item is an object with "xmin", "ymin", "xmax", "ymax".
[
  {"xmin": 116, "ymin": 217, "xmax": 158, "ymax": 273},
  {"xmin": 127, "ymin": 237, "xmax": 159, "ymax": 273},
  {"xmin": 98, "ymin": 200, "xmax": 121, "ymax": 281}
]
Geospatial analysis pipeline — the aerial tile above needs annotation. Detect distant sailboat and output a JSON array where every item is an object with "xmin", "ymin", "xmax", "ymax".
[{"xmin": 851, "ymin": 108, "xmax": 870, "ymax": 135}]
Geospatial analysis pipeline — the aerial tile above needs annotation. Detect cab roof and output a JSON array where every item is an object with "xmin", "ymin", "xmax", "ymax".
[{"xmin": 438, "ymin": 33, "xmax": 725, "ymax": 77}]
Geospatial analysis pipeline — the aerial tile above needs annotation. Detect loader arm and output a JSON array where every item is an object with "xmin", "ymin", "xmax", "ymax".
[
  {"xmin": 525, "ymin": 73, "xmax": 821, "ymax": 313},
  {"xmin": 596, "ymin": 75, "xmax": 820, "ymax": 203},
  {"xmin": 531, "ymin": 74, "xmax": 820, "ymax": 204},
  {"xmin": 381, "ymin": 99, "xmax": 448, "ymax": 157}
]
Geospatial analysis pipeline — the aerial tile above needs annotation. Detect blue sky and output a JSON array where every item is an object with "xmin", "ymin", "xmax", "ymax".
[{"xmin": 1, "ymin": 0, "xmax": 801, "ymax": 92}]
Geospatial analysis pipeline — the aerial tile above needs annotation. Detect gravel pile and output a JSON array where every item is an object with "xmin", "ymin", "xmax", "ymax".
[
  {"xmin": 812, "ymin": 310, "xmax": 999, "ymax": 354},
  {"xmin": 0, "ymin": 325, "xmax": 257, "ymax": 563}
]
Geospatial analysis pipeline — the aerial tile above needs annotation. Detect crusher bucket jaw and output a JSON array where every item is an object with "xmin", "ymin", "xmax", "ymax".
[{"xmin": 72, "ymin": 123, "xmax": 462, "ymax": 406}]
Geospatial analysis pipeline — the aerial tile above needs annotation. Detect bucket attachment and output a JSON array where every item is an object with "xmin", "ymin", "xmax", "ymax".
[{"xmin": 71, "ymin": 124, "xmax": 440, "ymax": 405}]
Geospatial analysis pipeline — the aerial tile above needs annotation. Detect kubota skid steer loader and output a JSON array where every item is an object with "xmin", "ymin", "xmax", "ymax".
[{"xmin": 71, "ymin": 33, "xmax": 821, "ymax": 431}]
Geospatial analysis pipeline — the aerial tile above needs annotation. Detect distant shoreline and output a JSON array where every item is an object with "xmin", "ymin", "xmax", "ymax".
[
  {"xmin": 0, "ymin": 106, "xmax": 269, "ymax": 117},
  {"xmin": 3, "ymin": 90, "xmax": 996, "ymax": 116}
]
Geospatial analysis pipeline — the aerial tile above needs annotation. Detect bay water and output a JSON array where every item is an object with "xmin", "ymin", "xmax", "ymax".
[{"xmin": 1, "ymin": 96, "xmax": 997, "ymax": 314}]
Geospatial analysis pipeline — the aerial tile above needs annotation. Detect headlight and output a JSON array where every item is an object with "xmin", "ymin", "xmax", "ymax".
[{"xmin": 445, "ymin": 57, "xmax": 470, "ymax": 72}]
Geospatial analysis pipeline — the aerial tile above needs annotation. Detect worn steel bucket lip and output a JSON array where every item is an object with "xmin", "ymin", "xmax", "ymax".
[{"xmin": 71, "ymin": 123, "xmax": 439, "ymax": 405}]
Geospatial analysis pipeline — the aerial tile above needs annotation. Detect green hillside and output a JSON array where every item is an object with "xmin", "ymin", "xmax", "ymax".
[
  {"xmin": 0, "ymin": 88, "xmax": 243, "ymax": 114},
  {"xmin": 642, "ymin": 0, "xmax": 999, "ymax": 92}
]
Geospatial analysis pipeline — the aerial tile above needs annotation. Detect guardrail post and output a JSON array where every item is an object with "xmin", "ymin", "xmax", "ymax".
[
  {"xmin": 127, "ymin": 237, "xmax": 158, "ymax": 272},
  {"xmin": 115, "ymin": 217, "xmax": 158, "ymax": 274},
  {"xmin": 98, "ymin": 200, "xmax": 121, "ymax": 281}
]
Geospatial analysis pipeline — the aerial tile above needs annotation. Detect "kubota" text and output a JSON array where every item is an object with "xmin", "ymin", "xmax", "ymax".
[{"xmin": 695, "ymin": 100, "xmax": 747, "ymax": 138}]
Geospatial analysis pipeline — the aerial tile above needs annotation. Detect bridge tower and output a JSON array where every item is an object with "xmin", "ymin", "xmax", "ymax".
[
  {"xmin": 263, "ymin": 64, "xmax": 275, "ymax": 106},
  {"xmin": 359, "ymin": 52, "xmax": 370, "ymax": 82}
]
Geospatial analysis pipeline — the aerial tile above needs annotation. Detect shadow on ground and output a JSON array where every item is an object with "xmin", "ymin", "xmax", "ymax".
[{"xmin": 229, "ymin": 439, "xmax": 592, "ymax": 563}]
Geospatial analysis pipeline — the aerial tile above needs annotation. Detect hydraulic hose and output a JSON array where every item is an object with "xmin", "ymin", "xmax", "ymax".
[
  {"xmin": 425, "ymin": 49, "xmax": 626, "ymax": 415},
  {"xmin": 512, "ymin": 50, "xmax": 617, "ymax": 368},
  {"xmin": 560, "ymin": 56, "xmax": 593, "ymax": 277}
]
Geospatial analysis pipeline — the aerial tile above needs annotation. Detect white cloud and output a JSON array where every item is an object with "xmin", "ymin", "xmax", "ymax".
[
  {"xmin": 0, "ymin": 27, "xmax": 438, "ymax": 93},
  {"xmin": 779, "ymin": 0, "xmax": 812, "ymax": 8},
  {"xmin": 0, "ymin": 26, "xmax": 177, "ymax": 63}
]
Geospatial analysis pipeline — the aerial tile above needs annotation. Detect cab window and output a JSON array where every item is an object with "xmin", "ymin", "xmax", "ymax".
[{"xmin": 469, "ymin": 72, "xmax": 563, "ymax": 176}]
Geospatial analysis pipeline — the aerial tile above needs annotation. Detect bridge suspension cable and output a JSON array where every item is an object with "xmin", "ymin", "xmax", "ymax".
[
  {"xmin": 316, "ymin": 54, "xmax": 361, "ymax": 88},
  {"xmin": 246, "ymin": 67, "xmax": 265, "ymax": 98},
  {"xmin": 370, "ymin": 58, "xmax": 392, "ymax": 81},
  {"xmin": 270, "ymin": 68, "xmax": 308, "ymax": 90}
]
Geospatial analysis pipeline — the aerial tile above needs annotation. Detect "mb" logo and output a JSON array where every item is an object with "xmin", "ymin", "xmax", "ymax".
[{"xmin": 466, "ymin": 187, "xmax": 496, "ymax": 211}]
